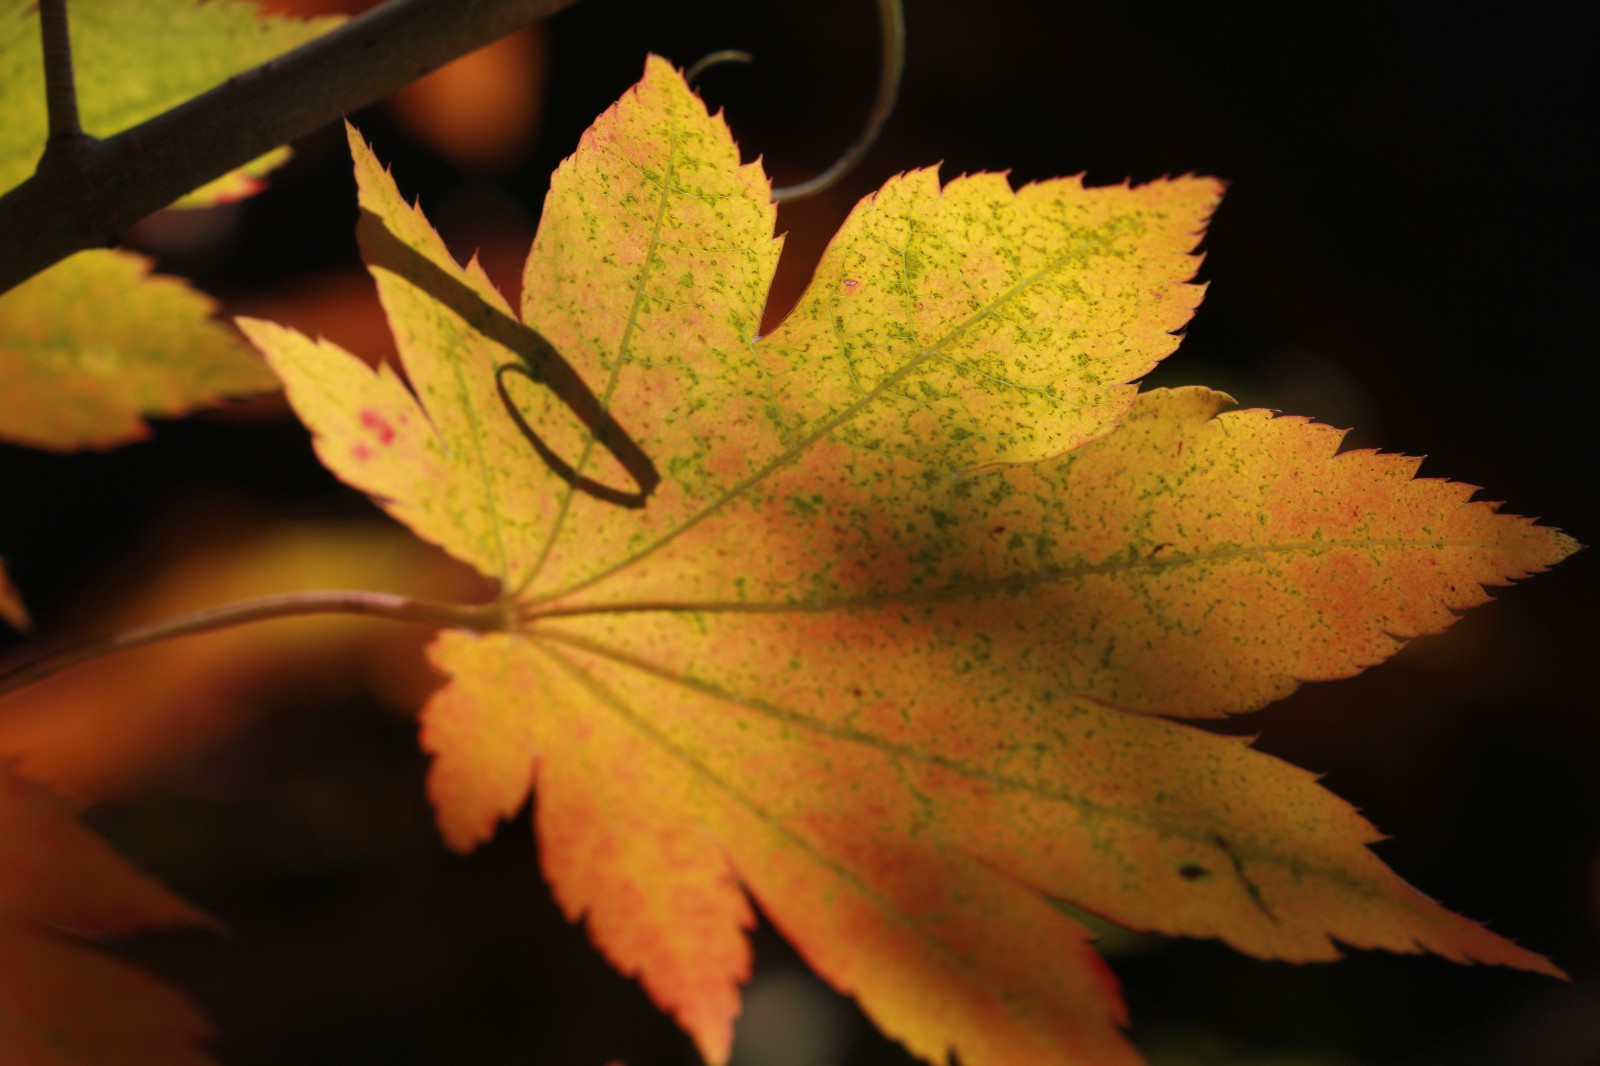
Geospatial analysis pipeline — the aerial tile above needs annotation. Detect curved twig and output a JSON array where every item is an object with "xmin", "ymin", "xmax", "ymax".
[
  {"xmin": 0, "ymin": 590, "xmax": 508, "ymax": 703},
  {"xmin": 685, "ymin": 48, "xmax": 753, "ymax": 85},
  {"xmin": 773, "ymin": 0, "xmax": 905, "ymax": 202}
]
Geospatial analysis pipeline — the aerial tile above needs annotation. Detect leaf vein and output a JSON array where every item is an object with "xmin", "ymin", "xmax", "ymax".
[
  {"xmin": 533, "ymin": 230, "xmax": 1139, "ymax": 604},
  {"xmin": 531, "ymin": 627, "xmax": 1381, "ymax": 902}
]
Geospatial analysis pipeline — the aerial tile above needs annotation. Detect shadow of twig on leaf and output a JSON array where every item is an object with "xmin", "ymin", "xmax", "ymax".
[{"xmin": 358, "ymin": 209, "xmax": 661, "ymax": 510}]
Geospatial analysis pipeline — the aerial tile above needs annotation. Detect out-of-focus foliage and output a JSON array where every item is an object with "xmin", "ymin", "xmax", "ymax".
[
  {"xmin": 0, "ymin": 767, "xmax": 219, "ymax": 1065},
  {"xmin": 0, "ymin": 556, "xmax": 25, "ymax": 631},
  {"xmin": 0, "ymin": 251, "xmax": 277, "ymax": 450}
]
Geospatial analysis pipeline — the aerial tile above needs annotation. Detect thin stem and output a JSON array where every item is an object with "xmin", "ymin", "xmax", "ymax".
[
  {"xmin": 37, "ymin": 0, "xmax": 82, "ymax": 143},
  {"xmin": 773, "ymin": 0, "xmax": 905, "ymax": 202},
  {"xmin": 0, "ymin": 590, "xmax": 507, "ymax": 703},
  {"xmin": 685, "ymin": 49, "xmax": 753, "ymax": 85}
]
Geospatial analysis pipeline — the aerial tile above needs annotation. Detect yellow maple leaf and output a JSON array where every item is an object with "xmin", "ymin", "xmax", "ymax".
[{"xmin": 239, "ymin": 57, "xmax": 1575, "ymax": 1066}]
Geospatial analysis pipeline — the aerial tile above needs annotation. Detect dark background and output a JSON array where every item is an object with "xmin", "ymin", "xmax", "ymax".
[{"xmin": 1, "ymin": 1, "xmax": 1595, "ymax": 1063}]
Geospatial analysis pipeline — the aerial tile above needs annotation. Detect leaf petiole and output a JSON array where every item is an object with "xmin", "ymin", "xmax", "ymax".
[{"xmin": 0, "ymin": 589, "xmax": 509, "ymax": 702}]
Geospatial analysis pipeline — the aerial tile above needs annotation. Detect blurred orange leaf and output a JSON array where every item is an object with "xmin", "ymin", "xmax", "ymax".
[
  {"xmin": 0, "ymin": 766, "xmax": 217, "ymax": 1065},
  {"xmin": 389, "ymin": 27, "xmax": 547, "ymax": 171},
  {"xmin": 0, "ymin": 557, "xmax": 26, "ymax": 632},
  {"xmin": 239, "ymin": 58, "xmax": 1576, "ymax": 1065},
  {"xmin": 259, "ymin": 0, "xmax": 546, "ymax": 171}
]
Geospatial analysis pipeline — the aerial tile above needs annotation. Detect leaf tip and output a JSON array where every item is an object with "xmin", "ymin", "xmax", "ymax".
[
  {"xmin": 343, "ymin": 118, "xmax": 383, "ymax": 176},
  {"xmin": 1549, "ymin": 529, "xmax": 1584, "ymax": 563}
]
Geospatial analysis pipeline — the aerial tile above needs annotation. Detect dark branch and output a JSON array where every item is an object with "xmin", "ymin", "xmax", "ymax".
[{"xmin": 0, "ymin": 0, "xmax": 583, "ymax": 296}]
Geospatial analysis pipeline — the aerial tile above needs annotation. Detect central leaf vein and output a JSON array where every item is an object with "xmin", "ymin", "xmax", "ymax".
[
  {"xmin": 519, "ymin": 124, "xmax": 684, "ymax": 592},
  {"xmin": 531, "ymin": 627, "xmax": 1386, "ymax": 902},
  {"xmin": 530, "ymin": 537, "xmax": 1500, "ymax": 619}
]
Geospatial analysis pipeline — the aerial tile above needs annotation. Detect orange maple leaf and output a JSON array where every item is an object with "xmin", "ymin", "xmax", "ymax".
[
  {"xmin": 0, "ymin": 766, "xmax": 218, "ymax": 1065},
  {"xmin": 239, "ymin": 57, "xmax": 1576, "ymax": 1065}
]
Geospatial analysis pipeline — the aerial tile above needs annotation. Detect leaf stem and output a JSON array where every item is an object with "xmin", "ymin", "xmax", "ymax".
[
  {"xmin": 0, "ymin": 590, "xmax": 507, "ymax": 703},
  {"xmin": 0, "ymin": 0, "xmax": 585, "ymax": 295},
  {"xmin": 37, "ymin": 0, "xmax": 82, "ymax": 143}
]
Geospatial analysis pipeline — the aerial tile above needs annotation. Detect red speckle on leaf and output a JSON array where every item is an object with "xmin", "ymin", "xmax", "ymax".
[
  {"xmin": 360, "ymin": 409, "xmax": 396, "ymax": 445},
  {"xmin": 352, "ymin": 443, "xmax": 373, "ymax": 462},
  {"xmin": 841, "ymin": 277, "xmax": 861, "ymax": 294}
]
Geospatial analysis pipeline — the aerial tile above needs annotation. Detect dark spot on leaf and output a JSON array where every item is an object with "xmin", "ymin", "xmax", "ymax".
[{"xmin": 1178, "ymin": 863, "xmax": 1210, "ymax": 882}]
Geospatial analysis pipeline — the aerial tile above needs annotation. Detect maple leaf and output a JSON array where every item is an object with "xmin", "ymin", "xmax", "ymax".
[
  {"xmin": 239, "ymin": 58, "xmax": 1576, "ymax": 1065},
  {"xmin": 0, "ymin": 765, "xmax": 218, "ymax": 1065},
  {"xmin": 0, "ymin": 0, "xmax": 336, "ymax": 450}
]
